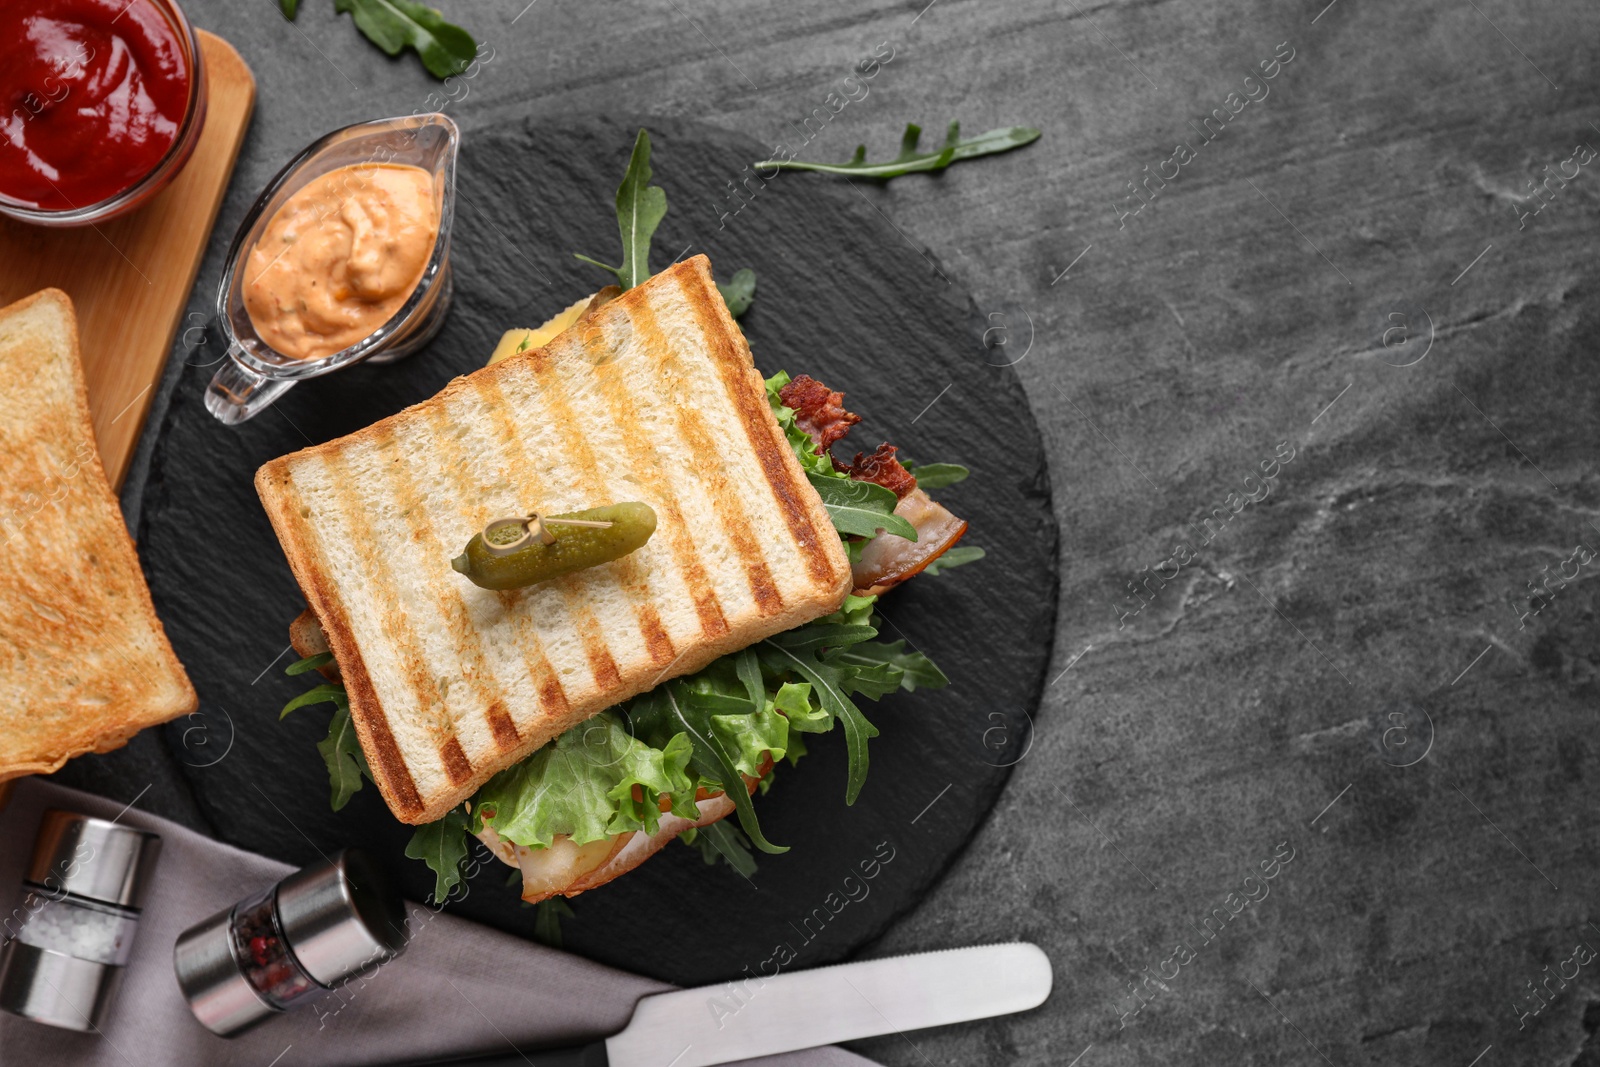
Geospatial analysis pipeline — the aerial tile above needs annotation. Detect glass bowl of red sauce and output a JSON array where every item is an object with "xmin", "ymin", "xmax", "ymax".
[{"xmin": 0, "ymin": 0, "xmax": 207, "ymax": 226}]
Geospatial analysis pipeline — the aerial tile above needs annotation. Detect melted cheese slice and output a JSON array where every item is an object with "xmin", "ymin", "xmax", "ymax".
[{"xmin": 487, "ymin": 293, "xmax": 596, "ymax": 364}]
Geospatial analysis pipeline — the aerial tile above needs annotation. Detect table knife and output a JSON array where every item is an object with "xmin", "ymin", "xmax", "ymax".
[{"xmin": 412, "ymin": 942, "xmax": 1051, "ymax": 1067}]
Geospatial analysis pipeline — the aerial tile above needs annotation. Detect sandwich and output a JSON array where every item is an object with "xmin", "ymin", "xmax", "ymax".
[
  {"xmin": 0, "ymin": 289, "xmax": 197, "ymax": 782},
  {"xmin": 265, "ymin": 132, "xmax": 980, "ymax": 906}
]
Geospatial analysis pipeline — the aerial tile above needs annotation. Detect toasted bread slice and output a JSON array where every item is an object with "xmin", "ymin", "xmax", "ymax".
[
  {"xmin": 0, "ymin": 289, "xmax": 196, "ymax": 781},
  {"xmin": 256, "ymin": 257, "xmax": 851, "ymax": 825}
]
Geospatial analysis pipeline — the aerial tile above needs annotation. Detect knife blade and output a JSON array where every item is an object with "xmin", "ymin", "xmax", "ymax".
[
  {"xmin": 608, "ymin": 942, "xmax": 1051, "ymax": 1067},
  {"xmin": 410, "ymin": 943, "xmax": 1051, "ymax": 1067}
]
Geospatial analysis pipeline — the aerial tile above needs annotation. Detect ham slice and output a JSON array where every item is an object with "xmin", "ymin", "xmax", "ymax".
[{"xmin": 475, "ymin": 794, "xmax": 739, "ymax": 904}]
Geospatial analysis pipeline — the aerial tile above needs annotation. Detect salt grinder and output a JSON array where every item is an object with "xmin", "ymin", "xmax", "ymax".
[
  {"xmin": 174, "ymin": 849, "xmax": 408, "ymax": 1037},
  {"xmin": 0, "ymin": 808, "xmax": 163, "ymax": 1031}
]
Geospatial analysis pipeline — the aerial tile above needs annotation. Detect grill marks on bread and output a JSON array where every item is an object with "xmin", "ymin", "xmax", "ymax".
[
  {"xmin": 254, "ymin": 257, "xmax": 852, "ymax": 824},
  {"xmin": 625, "ymin": 295, "xmax": 784, "ymax": 616},
  {"xmin": 274, "ymin": 459, "xmax": 427, "ymax": 815},
  {"xmin": 679, "ymin": 284, "xmax": 838, "ymax": 587}
]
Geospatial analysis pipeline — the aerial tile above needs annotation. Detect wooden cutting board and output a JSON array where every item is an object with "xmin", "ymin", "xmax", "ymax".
[{"xmin": 0, "ymin": 31, "xmax": 255, "ymax": 489}]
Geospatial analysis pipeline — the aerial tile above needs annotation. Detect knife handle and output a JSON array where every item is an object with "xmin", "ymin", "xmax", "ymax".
[{"xmin": 409, "ymin": 1041, "xmax": 608, "ymax": 1066}]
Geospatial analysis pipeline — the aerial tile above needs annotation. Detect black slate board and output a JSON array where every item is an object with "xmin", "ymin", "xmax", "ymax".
[{"xmin": 105, "ymin": 115, "xmax": 1055, "ymax": 986}]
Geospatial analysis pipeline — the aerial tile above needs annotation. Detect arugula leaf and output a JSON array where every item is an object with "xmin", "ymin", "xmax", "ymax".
[
  {"xmin": 575, "ymin": 129, "xmax": 668, "ymax": 291},
  {"xmin": 532, "ymin": 898, "xmax": 575, "ymax": 947},
  {"xmin": 332, "ymin": 0, "xmax": 476, "ymax": 79},
  {"xmin": 921, "ymin": 544, "xmax": 986, "ymax": 576},
  {"xmin": 318, "ymin": 704, "xmax": 371, "ymax": 811},
  {"xmin": 717, "ymin": 268, "xmax": 757, "ymax": 319},
  {"xmin": 836, "ymin": 638, "xmax": 949, "ymax": 698},
  {"xmin": 759, "ymin": 122, "xmax": 1040, "ymax": 181},
  {"xmin": 278, "ymin": 0, "xmax": 300, "ymax": 18},
  {"xmin": 405, "ymin": 808, "xmax": 472, "ymax": 902},
  {"xmin": 763, "ymin": 622, "xmax": 878, "ymax": 653},
  {"xmin": 821, "ymin": 594, "xmax": 879, "ymax": 627},
  {"xmin": 758, "ymin": 633, "xmax": 881, "ymax": 806},
  {"xmin": 903, "ymin": 461, "xmax": 969, "ymax": 490},
  {"xmin": 806, "ymin": 472, "xmax": 917, "ymax": 541},
  {"xmin": 281, "ymin": 683, "xmax": 346, "ymax": 720},
  {"xmin": 286, "ymin": 651, "xmax": 333, "ymax": 676},
  {"xmin": 734, "ymin": 647, "xmax": 766, "ymax": 716},
  {"xmin": 685, "ymin": 820, "xmax": 758, "ymax": 878}
]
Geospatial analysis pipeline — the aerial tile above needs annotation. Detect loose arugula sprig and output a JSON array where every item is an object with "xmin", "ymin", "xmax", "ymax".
[
  {"xmin": 279, "ymin": 0, "xmax": 477, "ymax": 81},
  {"xmin": 575, "ymin": 130, "xmax": 669, "ymax": 291},
  {"xmin": 577, "ymin": 130, "xmax": 757, "ymax": 318},
  {"xmin": 758, "ymin": 122, "xmax": 1040, "ymax": 181}
]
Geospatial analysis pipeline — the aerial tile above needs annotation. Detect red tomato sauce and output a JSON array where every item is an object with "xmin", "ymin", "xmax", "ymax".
[{"xmin": 0, "ymin": 0, "xmax": 192, "ymax": 210}]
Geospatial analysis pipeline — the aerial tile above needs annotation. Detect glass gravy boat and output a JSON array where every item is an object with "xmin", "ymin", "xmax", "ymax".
[{"xmin": 205, "ymin": 113, "xmax": 459, "ymax": 425}]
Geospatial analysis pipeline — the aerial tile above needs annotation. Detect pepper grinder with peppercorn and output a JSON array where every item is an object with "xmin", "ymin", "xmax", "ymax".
[{"xmin": 173, "ymin": 849, "xmax": 408, "ymax": 1037}]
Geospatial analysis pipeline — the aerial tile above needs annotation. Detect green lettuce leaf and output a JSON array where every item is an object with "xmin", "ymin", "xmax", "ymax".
[
  {"xmin": 822, "ymin": 594, "xmax": 878, "ymax": 627},
  {"xmin": 711, "ymin": 700, "xmax": 789, "ymax": 776},
  {"xmin": 476, "ymin": 712, "xmax": 694, "ymax": 848},
  {"xmin": 405, "ymin": 808, "xmax": 472, "ymax": 903},
  {"xmin": 627, "ymin": 681, "xmax": 788, "ymax": 854},
  {"xmin": 772, "ymin": 680, "xmax": 830, "ymax": 733}
]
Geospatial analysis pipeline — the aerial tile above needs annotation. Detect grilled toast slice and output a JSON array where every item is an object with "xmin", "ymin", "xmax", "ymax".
[
  {"xmin": 256, "ymin": 257, "xmax": 852, "ymax": 825},
  {"xmin": 0, "ymin": 289, "xmax": 197, "ymax": 781}
]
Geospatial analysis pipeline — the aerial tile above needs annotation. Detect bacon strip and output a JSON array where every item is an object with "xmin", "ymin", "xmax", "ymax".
[
  {"xmin": 779, "ymin": 372, "xmax": 968, "ymax": 597},
  {"xmin": 778, "ymin": 374, "xmax": 860, "ymax": 453},
  {"xmin": 838, "ymin": 443, "xmax": 918, "ymax": 500},
  {"xmin": 851, "ymin": 488, "xmax": 968, "ymax": 596}
]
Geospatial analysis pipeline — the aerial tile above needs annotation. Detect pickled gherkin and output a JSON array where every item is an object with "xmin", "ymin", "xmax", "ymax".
[{"xmin": 451, "ymin": 503, "xmax": 657, "ymax": 590}]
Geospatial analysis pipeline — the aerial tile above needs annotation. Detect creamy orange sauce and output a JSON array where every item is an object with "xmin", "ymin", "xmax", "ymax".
[{"xmin": 244, "ymin": 163, "xmax": 438, "ymax": 361}]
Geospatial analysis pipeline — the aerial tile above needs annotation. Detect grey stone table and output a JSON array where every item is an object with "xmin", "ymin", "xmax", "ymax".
[{"xmin": 97, "ymin": 0, "xmax": 1600, "ymax": 1064}]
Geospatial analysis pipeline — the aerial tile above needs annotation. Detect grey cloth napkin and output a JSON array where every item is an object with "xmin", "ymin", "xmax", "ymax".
[{"xmin": 0, "ymin": 779, "xmax": 877, "ymax": 1067}]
